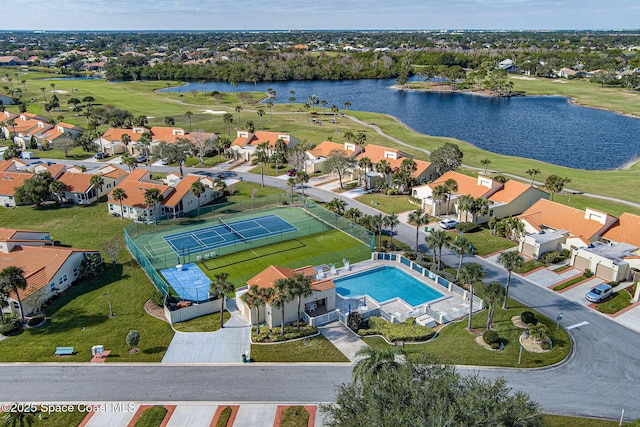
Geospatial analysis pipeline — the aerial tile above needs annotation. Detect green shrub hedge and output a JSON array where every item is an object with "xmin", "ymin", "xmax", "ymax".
[
  {"xmin": 483, "ymin": 330, "xmax": 501, "ymax": 349},
  {"xmin": 0, "ymin": 323, "xmax": 19, "ymax": 336},
  {"xmin": 252, "ymin": 324, "xmax": 317, "ymax": 343},
  {"xmin": 455, "ymin": 222, "xmax": 480, "ymax": 233},
  {"xmin": 216, "ymin": 406, "xmax": 232, "ymax": 427},
  {"xmin": 520, "ymin": 311, "xmax": 537, "ymax": 325},
  {"xmin": 358, "ymin": 316, "xmax": 435, "ymax": 342}
]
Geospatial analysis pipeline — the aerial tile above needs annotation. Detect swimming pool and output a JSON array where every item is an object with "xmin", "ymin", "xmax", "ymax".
[{"xmin": 334, "ymin": 266, "xmax": 443, "ymax": 306}]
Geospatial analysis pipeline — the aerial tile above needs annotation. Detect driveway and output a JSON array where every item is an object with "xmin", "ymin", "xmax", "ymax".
[
  {"xmin": 559, "ymin": 277, "xmax": 605, "ymax": 307},
  {"xmin": 162, "ymin": 300, "xmax": 250, "ymax": 363}
]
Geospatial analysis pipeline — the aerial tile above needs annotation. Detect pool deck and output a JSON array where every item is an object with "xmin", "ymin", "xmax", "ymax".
[{"xmin": 330, "ymin": 259, "xmax": 481, "ymax": 324}]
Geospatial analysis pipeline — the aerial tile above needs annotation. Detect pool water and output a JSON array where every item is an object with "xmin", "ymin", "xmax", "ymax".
[{"xmin": 334, "ymin": 266, "xmax": 443, "ymax": 306}]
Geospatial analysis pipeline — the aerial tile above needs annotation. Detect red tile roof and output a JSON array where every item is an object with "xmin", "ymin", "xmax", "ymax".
[
  {"xmin": 0, "ymin": 172, "xmax": 33, "ymax": 196},
  {"xmin": 489, "ymin": 180, "xmax": 537, "ymax": 204},
  {"xmin": 602, "ymin": 213, "xmax": 640, "ymax": 247},
  {"xmin": 58, "ymin": 172, "xmax": 93, "ymax": 193},
  {"xmin": 163, "ymin": 175, "xmax": 200, "ymax": 207},
  {"xmin": 429, "ymin": 171, "xmax": 498, "ymax": 199}
]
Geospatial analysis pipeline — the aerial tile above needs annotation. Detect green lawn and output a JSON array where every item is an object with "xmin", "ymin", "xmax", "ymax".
[
  {"xmin": 24, "ymin": 409, "xmax": 88, "ymax": 427},
  {"xmin": 553, "ymin": 274, "xmax": 589, "ymax": 291},
  {"xmin": 354, "ymin": 193, "xmax": 418, "ymax": 214},
  {"xmin": 134, "ymin": 406, "xmax": 168, "ymax": 427},
  {"xmin": 364, "ymin": 300, "xmax": 570, "ymax": 368},
  {"xmin": 596, "ymin": 289, "xmax": 633, "ymax": 314},
  {"xmin": 514, "ymin": 259, "xmax": 546, "ymax": 274},
  {"xmin": 200, "ymin": 229, "xmax": 370, "ymax": 286},
  {"xmin": 459, "ymin": 228, "xmax": 517, "ymax": 256},
  {"xmin": 29, "ymin": 146, "xmax": 95, "ymax": 160},
  {"xmin": 0, "ymin": 204, "xmax": 174, "ymax": 362},
  {"xmin": 247, "ymin": 163, "xmax": 296, "ymax": 177},
  {"xmin": 250, "ymin": 335, "xmax": 349, "ymax": 362},
  {"xmin": 172, "ymin": 311, "xmax": 231, "ymax": 332},
  {"xmin": 280, "ymin": 406, "xmax": 310, "ymax": 427},
  {"xmin": 542, "ymin": 414, "xmax": 628, "ymax": 427}
]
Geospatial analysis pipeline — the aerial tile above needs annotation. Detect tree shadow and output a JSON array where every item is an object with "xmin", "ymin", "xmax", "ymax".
[{"xmin": 142, "ymin": 346, "xmax": 167, "ymax": 354}]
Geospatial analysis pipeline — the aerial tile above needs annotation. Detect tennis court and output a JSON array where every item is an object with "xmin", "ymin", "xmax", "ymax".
[{"xmin": 162, "ymin": 214, "xmax": 298, "ymax": 256}]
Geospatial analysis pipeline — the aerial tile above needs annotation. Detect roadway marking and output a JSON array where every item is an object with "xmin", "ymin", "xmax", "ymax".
[{"xmin": 566, "ymin": 321, "xmax": 590, "ymax": 330}]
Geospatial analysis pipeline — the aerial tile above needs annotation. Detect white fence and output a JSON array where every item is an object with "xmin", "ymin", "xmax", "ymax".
[
  {"xmin": 164, "ymin": 298, "xmax": 222, "ymax": 324},
  {"xmin": 304, "ymin": 309, "xmax": 339, "ymax": 327}
]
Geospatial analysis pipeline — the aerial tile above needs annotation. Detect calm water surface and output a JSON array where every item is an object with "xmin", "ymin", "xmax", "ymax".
[{"xmin": 160, "ymin": 79, "xmax": 640, "ymax": 170}]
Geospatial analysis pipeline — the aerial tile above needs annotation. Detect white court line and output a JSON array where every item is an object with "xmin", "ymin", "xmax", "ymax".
[{"xmin": 566, "ymin": 321, "xmax": 590, "ymax": 330}]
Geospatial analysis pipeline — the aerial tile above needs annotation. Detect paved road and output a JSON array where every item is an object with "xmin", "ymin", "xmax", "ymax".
[{"xmin": 6, "ymin": 159, "xmax": 640, "ymax": 420}]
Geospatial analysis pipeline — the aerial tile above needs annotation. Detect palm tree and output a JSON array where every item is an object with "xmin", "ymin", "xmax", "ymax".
[
  {"xmin": 256, "ymin": 108, "xmax": 265, "ymax": 130},
  {"xmin": 497, "ymin": 250, "xmax": 524, "ymax": 309},
  {"xmin": 320, "ymin": 99, "xmax": 327, "ymax": 113},
  {"xmin": 384, "ymin": 213, "xmax": 399, "ymax": 250},
  {"xmin": 371, "ymin": 214, "xmax": 384, "ymax": 250},
  {"xmin": 90, "ymin": 175, "xmax": 104, "ymax": 198},
  {"xmin": 408, "ymin": 208, "xmax": 429, "ymax": 251},
  {"xmin": 358, "ymin": 157, "xmax": 372, "ymax": 190},
  {"xmin": 287, "ymin": 177, "xmax": 296, "ymax": 204},
  {"xmin": 190, "ymin": 180, "xmax": 205, "ymax": 216},
  {"xmin": 0, "ymin": 266, "xmax": 27, "ymax": 324},
  {"xmin": 343, "ymin": 101, "xmax": 351, "ymax": 126},
  {"xmin": 426, "ymin": 230, "xmax": 451, "ymax": 270},
  {"xmin": 266, "ymin": 99, "xmax": 274, "ymax": 121},
  {"xmin": 449, "ymin": 236, "xmax": 475, "ymax": 280},
  {"xmin": 296, "ymin": 171, "xmax": 309, "ymax": 198},
  {"xmin": 49, "ymin": 179, "xmax": 66, "ymax": 205},
  {"xmin": 526, "ymin": 168, "xmax": 541, "ymax": 186},
  {"xmin": 375, "ymin": 159, "xmax": 391, "ymax": 184},
  {"xmin": 459, "ymin": 263, "xmax": 486, "ymax": 330},
  {"xmin": 235, "ymin": 105, "xmax": 243, "ymax": 128},
  {"xmin": 50, "ymin": 83, "xmax": 56, "ymax": 95},
  {"xmin": 289, "ymin": 90, "xmax": 296, "ymax": 118},
  {"xmin": 40, "ymin": 87, "xmax": 47, "ymax": 102},
  {"xmin": 480, "ymin": 158, "xmax": 492, "ymax": 174},
  {"xmin": 343, "ymin": 130, "xmax": 355, "ymax": 143},
  {"xmin": 120, "ymin": 133, "xmax": 131, "ymax": 150},
  {"xmin": 0, "ymin": 282, "xmax": 10, "ymax": 325},
  {"xmin": 143, "ymin": 188, "xmax": 164, "ymax": 224},
  {"xmin": 483, "ymin": 282, "xmax": 505, "ymax": 330},
  {"xmin": 122, "ymin": 154, "xmax": 136, "ymax": 173},
  {"xmin": 2, "ymin": 407, "xmax": 35, "ymax": 427},
  {"xmin": 352, "ymin": 346, "xmax": 404, "ymax": 380},
  {"xmin": 211, "ymin": 272, "xmax": 235, "ymax": 329},
  {"xmin": 240, "ymin": 284, "xmax": 262, "ymax": 332},
  {"xmin": 255, "ymin": 142, "xmax": 270, "ymax": 187},
  {"xmin": 185, "ymin": 111, "xmax": 193, "ymax": 132},
  {"xmin": 289, "ymin": 273, "xmax": 313, "ymax": 328},
  {"xmin": 326, "ymin": 197, "xmax": 346, "ymax": 215},
  {"xmin": 272, "ymin": 278, "xmax": 294, "ymax": 335},
  {"xmin": 222, "ymin": 113, "xmax": 233, "ymax": 136},
  {"xmin": 111, "ymin": 188, "xmax": 127, "ymax": 219},
  {"xmin": 444, "ymin": 178, "xmax": 458, "ymax": 214},
  {"xmin": 331, "ymin": 104, "xmax": 339, "ymax": 132}
]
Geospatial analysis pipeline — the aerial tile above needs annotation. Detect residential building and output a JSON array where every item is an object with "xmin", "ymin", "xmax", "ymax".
[
  {"xmin": 236, "ymin": 265, "xmax": 336, "ymax": 328},
  {"xmin": 304, "ymin": 141, "xmax": 362, "ymax": 175},
  {"xmin": 0, "ymin": 112, "xmax": 82, "ymax": 150},
  {"xmin": 107, "ymin": 168, "xmax": 222, "ymax": 221},
  {"xmin": 229, "ymin": 130, "xmax": 300, "ymax": 162},
  {"xmin": 355, "ymin": 143, "xmax": 436, "ymax": 189},
  {"xmin": 0, "ymin": 228, "xmax": 100, "ymax": 317},
  {"xmin": 0, "ymin": 171, "xmax": 34, "ymax": 207},
  {"xmin": 517, "ymin": 199, "xmax": 618, "ymax": 260},
  {"xmin": 95, "ymin": 126, "xmax": 216, "ymax": 156}
]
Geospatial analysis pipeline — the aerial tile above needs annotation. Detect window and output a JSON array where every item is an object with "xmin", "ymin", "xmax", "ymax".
[
  {"xmin": 109, "ymin": 204, "xmax": 113, "ymax": 210},
  {"xmin": 49, "ymin": 282, "xmax": 56, "ymax": 291}
]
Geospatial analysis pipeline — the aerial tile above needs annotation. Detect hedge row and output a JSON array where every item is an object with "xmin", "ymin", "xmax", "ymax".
[{"xmin": 252, "ymin": 324, "xmax": 317, "ymax": 343}]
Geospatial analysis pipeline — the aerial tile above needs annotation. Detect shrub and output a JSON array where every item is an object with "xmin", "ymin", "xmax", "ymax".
[
  {"xmin": 540, "ymin": 251, "xmax": 567, "ymax": 265},
  {"xmin": 483, "ymin": 330, "xmax": 500, "ymax": 346},
  {"xmin": 27, "ymin": 315, "xmax": 45, "ymax": 327},
  {"xmin": 583, "ymin": 269, "xmax": 593, "ymax": 278},
  {"xmin": 0, "ymin": 323, "xmax": 19, "ymax": 336},
  {"xmin": 126, "ymin": 330, "xmax": 140, "ymax": 348},
  {"xmin": 455, "ymin": 222, "xmax": 480, "ymax": 233},
  {"xmin": 529, "ymin": 323, "xmax": 548, "ymax": 341},
  {"xmin": 360, "ymin": 316, "xmax": 435, "ymax": 342},
  {"xmin": 520, "ymin": 311, "xmax": 537, "ymax": 325},
  {"xmin": 150, "ymin": 291, "xmax": 165, "ymax": 307},
  {"xmin": 347, "ymin": 312, "xmax": 364, "ymax": 332},
  {"xmin": 540, "ymin": 341, "xmax": 551, "ymax": 350},
  {"xmin": 216, "ymin": 406, "xmax": 232, "ymax": 427}
]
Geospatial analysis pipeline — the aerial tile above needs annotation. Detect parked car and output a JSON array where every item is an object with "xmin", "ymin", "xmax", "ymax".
[
  {"xmin": 94, "ymin": 152, "xmax": 105, "ymax": 160},
  {"xmin": 439, "ymin": 219, "xmax": 459, "ymax": 230},
  {"xmin": 286, "ymin": 168, "xmax": 297, "ymax": 177},
  {"xmin": 136, "ymin": 155, "xmax": 148, "ymax": 163},
  {"xmin": 585, "ymin": 284, "xmax": 613, "ymax": 303},
  {"xmin": 161, "ymin": 158, "xmax": 169, "ymax": 165}
]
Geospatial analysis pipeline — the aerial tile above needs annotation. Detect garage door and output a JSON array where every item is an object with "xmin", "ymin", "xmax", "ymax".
[
  {"xmin": 573, "ymin": 256, "xmax": 591, "ymax": 271},
  {"xmin": 521, "ymin": 243, "xmax": 537, "ymax": 258},
  {"xmin": 595, "ymin": 264, "xmax": 615, "ymax": 282}
]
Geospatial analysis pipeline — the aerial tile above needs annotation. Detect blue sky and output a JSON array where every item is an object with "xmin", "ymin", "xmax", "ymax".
[{"xmin": 3, "ymin": 0, "xmax": 639, "ymax": 31}]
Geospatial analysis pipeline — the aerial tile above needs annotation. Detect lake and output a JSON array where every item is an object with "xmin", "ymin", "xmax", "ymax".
[{"xmin": 160, "ymin": 79, "xmax": 640, "ymax": 170}]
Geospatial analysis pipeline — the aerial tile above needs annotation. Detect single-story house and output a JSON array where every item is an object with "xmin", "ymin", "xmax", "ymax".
[
  {"xmin": 517, "ymin": 199, "xmax": 618, "ymax": 260},
  {"xmin": 355, "ymin": 143, "xmax": 436, "ymax": 189},
  {"xmin": 304, "ymin": 141, "xmax": 362, "ymax": 175},
  {"xmin": 95, "ymin": 126, "xmax": 216, "ymax": 156},
  {"xmin": 229, "ymin": 130, "xmax": 300, "ymax": 162},
  {"xmin": 236, "ymin": 265, "xmax": 336, "ymax": 328},
  {"xmin": 107, "ymin": 168, "xmax": 222, "ymax": 221},
  {"xmin": 0, "ymin": 228, "xmax": 100, "ymax": 317}
]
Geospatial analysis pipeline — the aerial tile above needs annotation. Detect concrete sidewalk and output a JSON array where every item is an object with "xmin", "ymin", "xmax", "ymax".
[
  {"xmin": 166, "ymin": 405, "xmax": 218, "ymax": 427},
  {"xmin": 319, "ymin": 322, "xmax": 368, "ymax": 362}
]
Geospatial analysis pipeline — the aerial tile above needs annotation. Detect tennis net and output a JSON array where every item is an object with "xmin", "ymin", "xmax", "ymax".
[{"xmin": 219, "ymin": 218, "xmax": 245, "ymax": 241}]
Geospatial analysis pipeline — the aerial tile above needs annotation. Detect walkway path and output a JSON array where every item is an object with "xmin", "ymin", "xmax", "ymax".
[{"xmin": 319, "ymin": 322, "xmax": 368, "ymax": 362}]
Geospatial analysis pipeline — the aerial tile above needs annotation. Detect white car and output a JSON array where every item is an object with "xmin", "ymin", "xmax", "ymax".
[{"xmin": 439, "ymin": 219, "xmax": 459, "ymax": 230}]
